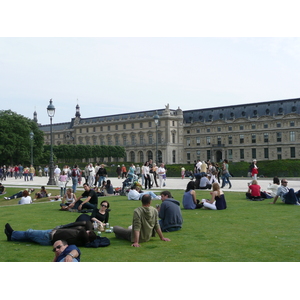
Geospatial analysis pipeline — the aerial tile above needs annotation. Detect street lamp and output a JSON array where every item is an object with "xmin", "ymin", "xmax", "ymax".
[
  {"xmin": 47, "ymin": 99, "xmax": 56, "ymax": 185},
  {"xmin": 30, "ymin": 131, "xmax": 34, "ymax": 166},
  {"xmin": 153, "ymin": 111, "xmax": 159, "ymax": 164}
]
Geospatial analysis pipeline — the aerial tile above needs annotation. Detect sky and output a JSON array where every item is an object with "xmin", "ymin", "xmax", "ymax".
[{"xmin": 1, "ymin": 2, "xmax": 300, "ymax": 126}]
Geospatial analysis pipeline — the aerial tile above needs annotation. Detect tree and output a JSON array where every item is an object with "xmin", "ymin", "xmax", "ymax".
[{"xmin": 0, "ymin": 110, "xmax": 44, "ymax": 165}]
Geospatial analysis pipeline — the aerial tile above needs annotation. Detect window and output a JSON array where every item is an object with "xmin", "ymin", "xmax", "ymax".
[
  {"xmin": 264, "ymin": 123, "xmax": 268, "ymax": 129},
  {"xmin": 240, "ymin": 134, "xmax": 244, "ymax": 144},
  {"xmin": 277, "ymin": 122, "xmax": 281, "ymax": 128},
  {"xmin": 108, "ymin": 136, "xmax": 112, "ymax": 146},
  {"xmin": 196, "ymin": 150, "xmax": 200, "ymax": 160},
  {"xmin": 93, "ymin": 127, "xmax": 96, "ymax": 132},
  {"xmin": 148, "ymin": 121, "xmax": 152, "ymax": 128},
  {"xmin": 264, "ymin": 148, "xmax": 269, "ymax": 159},
  {"xmin": 291, "ymin": 147, "xmax": 296, "ymax": 158},
  {"xmin": 187, "ymin": 138, "xmax": 190, "ymax": 146},
  {"xmin": 252, "ymin": 134, "xmax": 256, "ymax": 143},
  {"xmin": 228, "ymin": 149, "xmax": 233, "ymax": 160},
  {"xmin": 140, "ymin": 123, "xmax": 143, "ymax": 128},
  {"xmin": 240, "ymin": 125, "xmax": 244, "ymax": 130},
  {"xmin": 187, "ymin": 130, "xmax": 190, "ymax": 134},
  {"xmin": 123, "ymin": 136, "xmax": 127, "ymax": 146},
  {"xmin": 207, "ymin": 150, "xmax": 211, "ymax": 160},
  {"xmin": 131, "ymin": 123, "xmax": 134, "ymax": 129},
  {"xmin": 187, "ymin": 152, "xmax": 191, "ymax": 161},
  {"xmin": 196, "ymin": 137, "xmax": 200, "ymax": 146},
  {"xmin": 277, "ymin": 132, "xmax": 282, "ymax": 142},
  {"xmin": 107, "ymin": 126, "xmax": 110, "ymax": 131},
  {"xmin": 290, "ymin": 121, "xmax": 295, "ymax": 127},
  {"xmin": 172, "ymin": 133, "xmax": 176, "ymax": 143},
  {"xmin": 240, "ymin": 149, "xmax": 244, "ymax": 159},
  {"xmin": 264, "ymin": 133, "xmax": 269, "ymax": 143},
  {"xmin": 217, "ymin": 136, "xmax": 222, "ymax": 145},
  {"xmin": 172, "ymin": 150, "xmax": 176, "ymax": 163},
  {"xmin": 277, "ymin": 147, "xmax": 282, "ymax": 160},
  {"xmin": 115, "ymin": 136, "xmax": 119, "ymax": 146},
  {"xmin": 228, "ymin": 135, "xmax": 232, "ymax": 145},
  {"xmin": 207, "ymin": 128, "xmax": 210, "ymax": 133},
  {"xmin": 228, "ymin": 126, "xmax": 232, "ymax": 131},
  {"xmin": 252, "ymin": 124, "xmax": 256, "ymax": 129},
  {"xmin": 140, "ymin": 135, "xmax": 144, "ymax": 145},
  {"xmin": 131, "ymin": 135, "xmax": 135, "ymax": 145},
  {"xmin": 123, "ymin": 124, "xmax": 126, "ymax": 129},
  {"xmin": 115, "ymin": 125, "xmax": 118, "ymax": 130},
  {"xmin": 206, "ymin": 136, "xmax": 211, "ymax": 145},
  {"xmin": 86, "ymin": 128, "xmax": 89, "ymax": 133},
  {"xmin": 196, "ymin": 128, "xmax": 200, "ymax": 133},
  {"xmin": 290, "ymin": 131, "xmax": 295, "ymax": 142},
  {"xmin": 252, "ymin": 148, "xmax": 256, "ymax": 159},
  {"xmin": 217, "ymin": 127, "xmax": 221, "ymax": 132},
  {"xmin": 149, "ymin": 134, "xmax": 153, "ymax": 144}
]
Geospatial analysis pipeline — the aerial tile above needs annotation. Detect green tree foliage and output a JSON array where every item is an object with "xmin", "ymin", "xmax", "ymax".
[{"xmin": 0, "ymin": 110, "xmax": 44, "ymax": 165}]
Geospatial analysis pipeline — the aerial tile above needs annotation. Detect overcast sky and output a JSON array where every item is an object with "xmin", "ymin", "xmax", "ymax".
[{"xmin": 1, "ymin": 2, "xmax": 300, "ymax": 125}]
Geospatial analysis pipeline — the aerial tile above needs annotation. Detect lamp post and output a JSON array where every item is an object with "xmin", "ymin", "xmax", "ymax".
[
  {"xmin": 30, "ymin": 131, "xmax": 34, "ymax": 166},
  {"xmin": 47, "ymin": 99, "xmax": 56, "ymax": 185},
  {"xmin": 153, "ymin": 111, "xmax": 159, "ymax": 164}
]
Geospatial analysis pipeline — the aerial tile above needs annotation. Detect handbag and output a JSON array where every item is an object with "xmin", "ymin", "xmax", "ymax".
[{"xmin": 222, "ymin": 169, "xmax": 227, "ymax": 175}]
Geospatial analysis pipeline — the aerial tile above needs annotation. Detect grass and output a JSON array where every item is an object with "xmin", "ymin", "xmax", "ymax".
[{"xmin": 1, "ymin": 187, "xmax": 300, "ymax": 262}]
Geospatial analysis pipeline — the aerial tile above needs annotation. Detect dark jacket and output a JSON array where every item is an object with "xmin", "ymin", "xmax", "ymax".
[{"xmin": 158, "ymin": 198, "xmax": 183, "ymax": 232}]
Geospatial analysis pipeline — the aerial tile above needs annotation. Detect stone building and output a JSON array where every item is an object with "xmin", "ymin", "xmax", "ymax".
[{"xmin": 38, "ymin": 97, "xmax": 300, "ymax": 164}]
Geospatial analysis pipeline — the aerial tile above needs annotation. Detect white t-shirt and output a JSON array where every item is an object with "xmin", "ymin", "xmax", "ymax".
[
  {"xmin": 19, "ymin": 196, "xmax": 32, "ymax": 204},
  {"xmin": 128, "ymin": 189, "xmax": 141, "ymax": 200}
]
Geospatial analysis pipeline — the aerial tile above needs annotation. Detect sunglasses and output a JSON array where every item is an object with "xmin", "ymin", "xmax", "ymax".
[
  {"xmin": 52, "ymin": 244, "xmax": 63, "ymax": 252},
  {"xmin": 101, "ymin": 204, "xmax": 108, "ymax": 208},
  {"xmin": 283, "ymin": 181, "xmax": 288, "ymax": 183}
]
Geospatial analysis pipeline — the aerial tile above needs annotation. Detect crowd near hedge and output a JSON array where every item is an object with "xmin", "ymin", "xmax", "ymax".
[{"xmin": 51, "ymin": 159, "xmax": 300, "ymax": 179}]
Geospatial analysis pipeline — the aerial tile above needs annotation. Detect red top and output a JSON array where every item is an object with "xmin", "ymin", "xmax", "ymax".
[{"xmin": 249, "ymin": 184, "xmax": 261, "ymax": 197}]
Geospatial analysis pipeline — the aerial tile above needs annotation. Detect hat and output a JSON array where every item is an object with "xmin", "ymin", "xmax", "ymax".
[{"xmin": 253, "ymin": 159, "xmax": 257, "ymax": 162}]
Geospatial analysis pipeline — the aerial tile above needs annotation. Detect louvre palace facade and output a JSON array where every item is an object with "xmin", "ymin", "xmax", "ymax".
[{"xmin": 37, "ymin": 97, "xmax": 300, "ymax": 164}]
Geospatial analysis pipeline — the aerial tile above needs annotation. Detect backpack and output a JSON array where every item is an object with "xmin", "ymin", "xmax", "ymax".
[{"xmin": 72, "ymin": 169, "xmax": 77, "ymax": 177}]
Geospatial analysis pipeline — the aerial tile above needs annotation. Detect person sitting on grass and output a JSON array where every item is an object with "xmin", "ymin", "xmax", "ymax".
[
  {"xmin": 201, "ymin": 182, "xmax": 227, "ymax": 210},
  {"xmin": 60, "ymin": 188, "xmax": 77, "ymax": 210},
  {"xmin": 0, "ymin": 183, "xmax": 6, "ymax": 195},
  {"xmin": 18, "ymin": 190, "xmax": 32, "ymax": 205},
  {"xmin": 246, "ymin": 179, "xmax": 263, "ymax": 200},
  {"xmin": 4, "ymin": 188, "xmax": 35, "ymax": 200},
  {"xmin": 270, "ymin": 179, "xmax": 300, "ymax": 205},
  {"xmin": 182, "ymin": 181, "xmax": 203, "ymax": 209},
  {"xmin": 34, "ymin": 186, "xmax": 50, "ymax": 200},
  {"xmin": 113, "ymin": 194, "xmax": 171, "ymax": 247}
]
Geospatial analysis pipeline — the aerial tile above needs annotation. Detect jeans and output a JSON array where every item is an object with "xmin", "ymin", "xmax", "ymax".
[
  {"xmin": 139, "ymin": 191, "xmax": 158, "ymax": 199},
  {"xmin": 11, "ymin": 229, "xmax": 52, "ymax": 245},
  {"xmin": 221, "ymin": 173, "xmax": 232, "ymax": 188},
  {"xmin": 72, "ymin": 176, "xmax": 78, "ymax": 193},
  {"xmin": 98, "ymin": 176, "xmax": 106, "ymax": 187},
  {"xmin": 74, "ymin": 200, "xmax": 96, "ymax": 210}
]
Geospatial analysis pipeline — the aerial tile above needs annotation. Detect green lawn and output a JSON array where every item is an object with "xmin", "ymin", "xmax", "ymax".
[{"xmin": 1, "ymin": 187, "xmax": 299, "ymax": 262}]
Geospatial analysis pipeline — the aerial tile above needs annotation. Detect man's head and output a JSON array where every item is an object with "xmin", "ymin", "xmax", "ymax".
[
  {"xmin": 83, "ymin": 183, "xmax": 90, "ymax": 191},
  {"xmin": 52, "ymin": 240, "xmax": 68, "ymax": 255},
  {"xmin": 141, "ymin": 194, "xmax": 152, "ymax": 206},
  {"xmin": 281, "ymin": 179, "xmax": 288, "ymax": 186},
  {"xmin": 160, "ymin": 191, "xmax": 172, "ymax": 201}
]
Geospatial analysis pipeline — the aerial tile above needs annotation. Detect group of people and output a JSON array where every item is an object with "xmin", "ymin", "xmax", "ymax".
[{"xmin": 0, "ymin": 164, "xmax": 38, "ymax": 181}]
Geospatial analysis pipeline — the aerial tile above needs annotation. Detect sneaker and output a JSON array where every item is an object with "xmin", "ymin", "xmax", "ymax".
[{"xmin": 155, "ymin": 196, "xmax": 161, "ymax": 200}]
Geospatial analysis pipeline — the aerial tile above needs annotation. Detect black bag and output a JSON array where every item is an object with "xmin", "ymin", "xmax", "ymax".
[{"xmin": 85, "ymin": 236, "xmax": 110, "ymax": 248}]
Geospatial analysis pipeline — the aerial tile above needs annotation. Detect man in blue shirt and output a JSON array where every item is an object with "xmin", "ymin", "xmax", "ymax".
[{"xmin": 52, "ymin": 239, "xmax": 81, "ymax": 262}]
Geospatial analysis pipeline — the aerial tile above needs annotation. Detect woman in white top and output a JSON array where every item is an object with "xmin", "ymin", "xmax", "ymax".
[
  {"xmin": 60, "ymin": 188, "xmax": 77, "ymax": 210},
  {"xmin": 18, "ymin": 190, "xmax": 32, "ymax": 205},
  {"xmin": 267, "ymin": 176, "xmax": 280, "ymax": 197}
]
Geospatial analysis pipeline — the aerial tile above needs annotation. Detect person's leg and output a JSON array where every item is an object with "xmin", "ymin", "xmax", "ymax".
[
  {"xmin": 283, "ymin": 189, "xmax": 299, "ymax": 204},
  {"xmin": 11, "ymin": 229, "xmax": 52, "ymax": 245},
  {"xmin": 113, "ymin": 226, "xmax": 131, "ymax": 241},
  {"xmin": 202, "ymin": 201, "xmax": 217, "ymax": 210},
  {"xmin": 82, "ymin": 202, "xmax": 96, "ymax": 210}
]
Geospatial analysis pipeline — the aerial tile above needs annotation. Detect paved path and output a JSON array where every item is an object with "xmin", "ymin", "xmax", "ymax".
[{"xmin": 1, "ymin": 175, "xmax": 299, "ymax": 193}]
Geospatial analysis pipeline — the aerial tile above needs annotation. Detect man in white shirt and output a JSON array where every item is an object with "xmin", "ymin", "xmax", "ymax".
[
  {"xmin": 87, "ymin": 163, "xmax": 95, "ymax": 187},
  {"xmin": 128, "ymin": 186, "xmax": 160, "ymax": 200},
  {"xmin": 54, "ymin": 165, "xmax": 61, "ymax": 185}
]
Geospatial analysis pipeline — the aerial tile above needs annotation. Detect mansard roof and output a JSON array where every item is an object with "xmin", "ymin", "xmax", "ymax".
[{"xmin": 183, "ymin": 97, "xmax": 300, "ymax": 124}]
